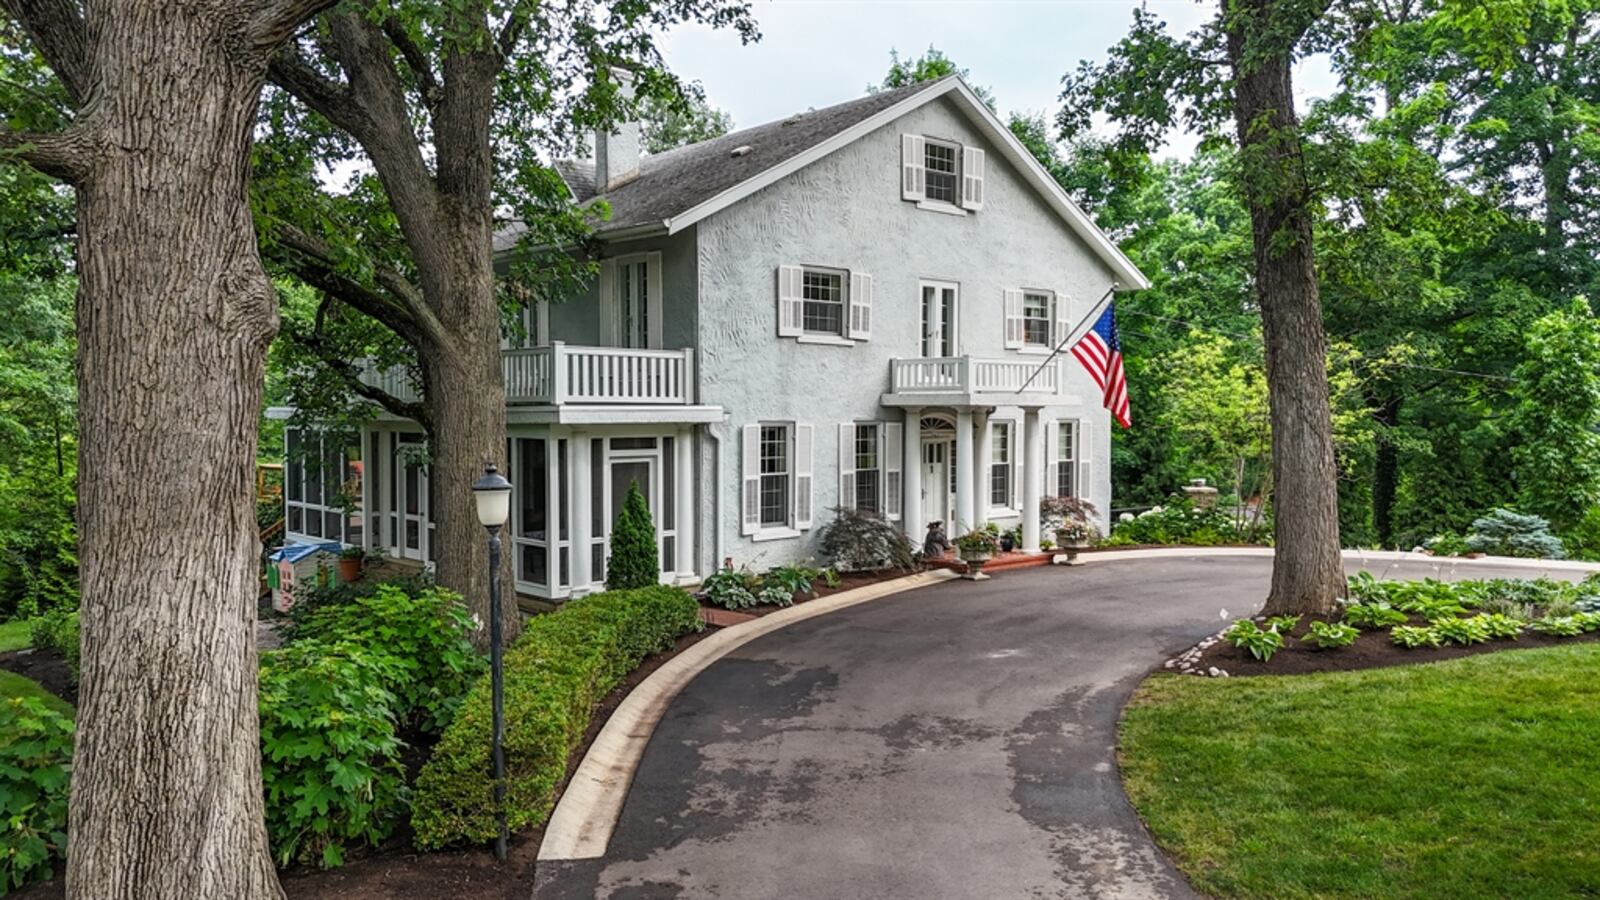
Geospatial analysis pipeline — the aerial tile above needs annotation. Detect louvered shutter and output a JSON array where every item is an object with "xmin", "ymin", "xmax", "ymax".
[
  {"xmin": 776, "ymin": 265, "xmax": 804, "ymax": 337},
  {"xmin": 646, "ymin": 252, "xmax": 664, "ymax": 349},
  {"xmin": 795, "ymin": 424, "xmax": 814, "ymax": 529},
  {"xmin": 838, "ymin": 423, "xmax": 857, "ymax": 510},
  {"xmin": 598, "ymin": 260, "xmax": 617, "ymax": 346},
  {"xmin": 901, "ymin": 134, "xmax": 926, "ymax": 201},
  {"xmin": 961, "ymin": 146, "xmax": 985, "ymax": 210},
  {"xmin": 848, "ymin": 272, "xmax": 873, "ymax": 340},
  {"xmin": 884, "ymin": 422, "xmax": 903, "ymax": 521},
  {"xmin": 1011, "ymin": 421, "xmax": 1022, "ymax": 510},
  {"xmin": 1053, "ymin": 293, "xmax": 1071, "ymax": 349},
  {"xmin": 1045, "ymin": 420, "xmax": 1061, "ymax": 499},
  {"xmin": 741, "ymin": 424, "xmax": 761, "ymax": 535},
  {"xmin": 1077, "ymin": 421, "xmax": 1091, "ymax": 501},
  {"xmin": 1003, "ymin": 289, "xmax": 1024, "ymax": 349}
]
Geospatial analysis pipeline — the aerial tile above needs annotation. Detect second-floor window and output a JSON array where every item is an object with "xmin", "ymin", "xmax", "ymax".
[
  {"xmin": 901, "ymin": 134, "xmax": 985, "ymax": 212},
  {"xmin": 1023, "ymin": 291, "xmax": 1053, "ymax": 348},
  {"xmin": 776, "ymin": 265, "xmax": 872, "ymax": 343},
  {"xmin": 602, "ymin": 252, "xmax": 661, "ymax": 349},
  {"xmin": 802, "ymin": 269, "xmax": 846, "ymax": 336},
  {"xmin": 618, "ymin": 258, "xmax": 649, "ymax": 348},
  {"xmin": 924, "ymin": 140, "xmax": 959, "ymax": 204}
]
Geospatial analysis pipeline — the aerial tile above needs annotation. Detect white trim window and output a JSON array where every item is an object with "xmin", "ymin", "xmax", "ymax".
[
  {"xmin": 1022, "ymin": 291, "xmax": 1053, "ymax": 348},
  {"xmin": 759, "ymin": 425, "xmax": 790, "ymax": 528},
  {"xmin": 776, "ymin": 265, "xmax": 872, "ymax": 342},
  {"xmin": 802, "ymin": 268, "xmax": 846, "ymax": 336},
  {"xmin": 284, "ymin": 427, "xmax": 363, "ymax": 546},
  {"xmin": 901, "ymin": 133, "xmax": 985, "ymax": 212},
  {"xmin": 924, "ymin": 139, "xmax": 960, "ymax": 205},
  {"xmin": 989, "ymin": 420, "xmax": 1013, "ymax": 510},
  {"xmin": 1048, "ymin": 418, "xmax": 1090, "ymax": 501},
  {"xmin": 853, "ymin": 423, "xmax": 881, "ymax": 515},
  {"xmin": 742, "ymin": 422, "xmax": 815, "ymax": 538}
]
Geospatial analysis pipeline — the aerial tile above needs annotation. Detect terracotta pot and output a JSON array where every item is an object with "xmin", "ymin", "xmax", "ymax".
[{"xmin": 337, "ymin": 556, "xmax": 363, "ymax": 583}]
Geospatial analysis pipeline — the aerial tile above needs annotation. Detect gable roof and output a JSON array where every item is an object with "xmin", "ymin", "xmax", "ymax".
[{"xmin": 499, "ymin": 77, "xmax": 1149, "ymax": 290}]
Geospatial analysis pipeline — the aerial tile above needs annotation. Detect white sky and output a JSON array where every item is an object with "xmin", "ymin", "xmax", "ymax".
[{"xmin": 658, "ymin": 0, "xmax": 1338, "ymax": 159}]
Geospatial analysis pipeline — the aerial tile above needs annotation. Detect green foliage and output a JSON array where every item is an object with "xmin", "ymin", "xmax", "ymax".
[
  {"xmin": 763, "ymin": 563, "xmax": 818, "ymax": 599},
  {"xmin": 1529, "ymin": 616, "xmax": 1585, "ymax": 637},
  {"xmin": 1432, "ymin": 615, "xmax": 1493, "ymax": 646},
  {"xmin": 411, "ymin": 585, "xmax": 701, "ymax": 848},
  {"xmin": 1264, "ymin": 615, "xmax": 1302, "ymax": 635},
  {"xmin": 1342, "ymin": 602, "xmax": 1409, "ymax": 630},
  {"xmin": 1224, "ymin": 620, "xmax": 1285, "ymax": 661},
  {"xmin": 0, "ymin": 697, "xmax": 72, "ymax": 892},
  {"xmin": 817, "ymin": 506, "xmax": 915, "ymax": 572},
  {"xmin": 292, "ymin": 584, "xmax": 484, "ymax": 733},
  {"xmin": 605, "ymin": 480, "xmax": 658, "ymax": 591},
  {"xmin": 1391, "ymin": 625, "xmax": 1443, "ymax": 649},
  {"xmin": 1302, "ymin": 620, "xmax": 1360, "ymax": 649},
  {"xmin": 638, "ymin": 86, "xmax": 732, "ymax": 153},
  {"xmin": 1477, "ymin": 613, "xmax": 1526, "ymax": 640},
  {"xmin": 1466, "ymin": 509, "xmax": 1566, "ymax": 559},
  {"xmin": 869, "ymin": 46, "xmax": 995, "ymax": 109},
  {"xmin": 700, "ymin": 565, "xmax": 759, "ymax": 610},
  {"xmin": 1423, "ymin": 532, "xmax": 1471, "ymax": 557},
  {"xmin": 26, "ymin": 607, "xmax": 78, "ymax": 682},
  {"xmin": 286, "ymin": 570, "xmax": 437, "ymax": 633},
  {"xmin": 1107, "ymin": 497, "xmax": 1269, "ymax": 547}
]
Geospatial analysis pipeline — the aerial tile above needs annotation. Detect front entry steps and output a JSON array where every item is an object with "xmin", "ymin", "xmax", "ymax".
[{"xmin": 923, "ymin": 550, "xmax": 1054, "ymax": 576}]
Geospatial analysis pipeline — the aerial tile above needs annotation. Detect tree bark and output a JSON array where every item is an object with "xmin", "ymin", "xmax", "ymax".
[
  {"xmin": 54, "ymin": 2, "xmax": 321, "ymax": 897},
  {"xmin": 1226, "ymin": 0, "xmax": 1345, "ymax": 615}
]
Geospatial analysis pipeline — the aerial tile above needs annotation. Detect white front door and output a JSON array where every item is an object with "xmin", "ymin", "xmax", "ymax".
[{"xmin": 921, "ymin": 439, "xmax": 953, "ymax": 527}]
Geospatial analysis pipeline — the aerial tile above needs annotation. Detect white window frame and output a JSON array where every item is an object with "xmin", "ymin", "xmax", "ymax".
[
  {"xmin": 284, "ymin": 427, "xmax": 363, "ymax": 547},
  {"xmin": 902, "ymin": 133, "xmax": 984, "ymax": 214},
  {"xmin": 800, "ymin": 266, "xmax": 848, "ymax": 339},
  {"xmin": 1021, "ymin": 290, "xmax": 1054, "ymax": 351},
  {"xmin": 920, "ymin": 137, "xmax": 963, "ymax": 210},
  {"xmin": 988, "ymin": 419, "xmax": 1016, "ymax": 513},
  {"xmin": 920, "ymin": 280, "xmax": 960, "ymax": 358},
  {"xmin": 599, "ymin": 252, "xmax": 663, "ymax": 349},
  {"xmin": 776, "ymin": 265, "xmax": 871, "ymax": 345},
  {"xmin": 743, "ymin": 422, "xmax": 813, "ymax": 541}
]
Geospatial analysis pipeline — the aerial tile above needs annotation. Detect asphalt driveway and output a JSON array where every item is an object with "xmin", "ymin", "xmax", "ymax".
[{"xmin": 534, "ymin": 553, "xmax": 1582, "ymax": 900}]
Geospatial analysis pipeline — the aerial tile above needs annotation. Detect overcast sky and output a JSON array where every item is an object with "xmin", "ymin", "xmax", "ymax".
[{"xmin": 657, "ymin": 0, "xmax": 1337, "ymax": 159}]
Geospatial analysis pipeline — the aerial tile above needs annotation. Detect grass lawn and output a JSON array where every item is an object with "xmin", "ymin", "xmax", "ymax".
[
  {"xmin": 0, "ymin": 670, "xmax": 73, "ymax": 718},
  {"xmin": 1120, "ymin": 644, "xmax": 1600, "ymax": 899},
  {"xmin": 0, "ymin": 616, "xmax": 33, "ymax": 653}
]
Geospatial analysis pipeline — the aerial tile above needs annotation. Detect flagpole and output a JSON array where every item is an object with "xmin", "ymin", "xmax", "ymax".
[{"xmin": 1015, "ymin": 283, "xmax": 1119, "ymax": 394}]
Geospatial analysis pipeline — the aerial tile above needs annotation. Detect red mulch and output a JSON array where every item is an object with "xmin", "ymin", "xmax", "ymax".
[
  {"xmin": 7, "ymin": 626, "xmax": 719, "ymax": 900},
  {"xmin": 1187, "ymin": 612, "xmax": 1600, "ymax": 677},
  {"xmin": 0, "ymin": 647, "xmax": 76, "ymax": 706}
]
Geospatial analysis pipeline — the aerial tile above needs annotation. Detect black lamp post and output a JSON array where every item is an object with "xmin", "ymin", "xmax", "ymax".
[{"xmin": 471, "ymin": 462, "xmax": 513, "ymax": 862}]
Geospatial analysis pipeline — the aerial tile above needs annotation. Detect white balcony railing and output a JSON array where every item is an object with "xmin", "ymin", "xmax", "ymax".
[
  {"xmin": 888, "ymin": 355, "xmax": 1060, "ymax": 396},
  {"xmin": 360, "ymin": 342, "xmax": 696, "ymax": 408}
]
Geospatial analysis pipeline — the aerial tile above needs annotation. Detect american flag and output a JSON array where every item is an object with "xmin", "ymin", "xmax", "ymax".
[{"xmin": 1071, "ymin": 302, "xmax": 1131, "ymax": 428}]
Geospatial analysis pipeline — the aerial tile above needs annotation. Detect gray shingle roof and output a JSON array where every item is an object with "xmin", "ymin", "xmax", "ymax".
[{"xmin": 496, "ymin": 78, "xmax": 948, "ymax": 250}]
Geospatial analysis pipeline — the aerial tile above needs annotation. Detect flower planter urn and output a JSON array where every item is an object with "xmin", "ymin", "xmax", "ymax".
[
  {"xmin": 1053, "ymin": 530, "xmax": 1090, "ymax": 566},
  {"xmin": 959, "ymin": 547, "xmax": 993, "ymax": 580}
]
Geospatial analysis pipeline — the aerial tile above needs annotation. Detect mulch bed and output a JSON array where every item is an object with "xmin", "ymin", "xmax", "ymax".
[
  {"xmin": 700, "ymin": 564, "xmax": 928, "ymax": 619},
  {"xmin": 0, "ymin": 647, "xmax": 76, "ymax": 706},
  {"xmin": 8, "ymin": 626, "xmax": 721, "ymax": 900},
  {"xmin": 1184, "ymin": 612, "xmax": 1600, "ymax": 677}
]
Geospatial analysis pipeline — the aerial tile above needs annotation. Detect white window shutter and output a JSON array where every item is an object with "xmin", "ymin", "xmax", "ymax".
[
  {"xmin": 848, "ymin": 272, "xmax": 873, "ymax": 340},
  {"xmin": 795, "ymin": 424, "xmax": 814, "ymax": 530},
  {"xmin": 1053, "ymin": 293, "xmax": 1071, "ymax": 349},
  {"xmin": 901, "ymin": 134, "xmax": 926, "ymax": 202},
  {"xmin": 1045, "ymin": 419, "xmax": 1060, "ymax": 498},
  {"xmin": 1077, "ymin": 421, "xmax": 1091, "ymax": 501},
  {"xmin": 646, "ymin": 252, "xmax": 664, "ymax": 349},
  {"xmin": 883, "ymin": 422, "xmax": 903, "ymax": 521},
  {"xmin": 961, "ymin": 146, "xmax": 985, "ymax": 210},
  {"xmin": 598, "ymin": 260, "xmax": 617, "ymax": 346},
  {"xmin": 838, "ymin": 423, "xmax": 857, "ymax": 510},
  {"xmin": 776, "ymin": 265, "xmax": 804, "ymax": 338},
  {"xmin": 1011, "ymin": 421, "xmax": 1022, "ymax": 510},
  {"xmin": 741, "ymin": 424, "xmax": 761, "ymax": 535},
  {"xmin": 1003, "ymin": 289, "xmax": 1024, "ymax": 349}
]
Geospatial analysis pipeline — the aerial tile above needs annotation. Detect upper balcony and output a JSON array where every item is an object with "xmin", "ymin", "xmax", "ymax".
[
  {"xmin": 360, "ymin": 342, "xmax": 719, "ymax": 423},
  {"xmin": 881, "ymin": 355, "xmax": 1075, "ymax": 409}
]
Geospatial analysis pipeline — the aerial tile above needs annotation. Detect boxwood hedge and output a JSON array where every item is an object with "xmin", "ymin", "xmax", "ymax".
[{"xmin": 410, "ymin": 584, "xmax": 701, "ymax": 848}]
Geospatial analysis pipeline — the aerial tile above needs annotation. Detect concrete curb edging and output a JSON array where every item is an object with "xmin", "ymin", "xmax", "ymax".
[
  {"xmin": 1077, "ymin": 546, "xmax": 1600, "ymax": 574},
  {"xmin": 536, "ymin": 568, "xmax": 960, "ymax": 862}
]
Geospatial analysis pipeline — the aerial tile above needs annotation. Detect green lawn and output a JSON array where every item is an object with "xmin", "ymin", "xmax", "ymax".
[
  {"xmin": 0, "ymin": 670, "xmax": 73, "ymax": 718},
  {"xmin": 1120, "ymin": 644, "xmax": 1600, "ymax": 899},
  {"xmin": 0, "ymin": 617, "xmax": 33, "ymax": 653}
]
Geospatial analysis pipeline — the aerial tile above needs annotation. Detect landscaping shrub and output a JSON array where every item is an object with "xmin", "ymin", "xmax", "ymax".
[
  {"xmin": 1465, "ymin": 508, "xmax": 1565, "ymax": 559},
  {"xmin": 292, "ymin": 583, "xmax": 483, "ymax": 733},
  {"xmin": 1432, "ymin": 615, "xmax": 1492, "ymax": 645},
  {"xmin": 1422, "ymin": 531, "xmax": 1471, "ymax": 556},
  {"xmin": 700, "ymin": 564, "xmax": 760, "ymax": 609},
  {"xmin": 605, "ymin": 480, "xmax": 658, "ymax": 590},
  {"xmin": 1342, "ymin": 602, "xmax": 1408, "ymax": 630},
  {"xmin": 259, "ymin": 641, "xmax": 410, "ymax": 868},
  {"xmin": 1264, "ymin": 615, "xmax": 1301, "ymax": 635},
  {"xmin": 817, "ymin": 506, "xmax": 915, "ymax": 572},
  {"xmin": 1302, "ymin": 621, "xmax": 1359, "ymax": 649},
  {"xmin": 1391, "ymin": 625, "xmax": 1442, "ymax": 648},
  {"xmin": 0, "ymin": 696, "xmax": 72, "ymax": 892},
  {"xmin": 27, "ymin": 606, "xmax": 78, "ymax": 682},
  {"xmin": 410, "ymin": 585, "xmax": 701, "ymax": 848},
  {"xmin": 284, "ymin": 570, "xmax": 437, "ymax": 633},
  {"xmin": 1224, "ymin": 620, "xmax": 1285, "ymax": 661},
  {"xmin": 1104, "ymin": 496, "xmax": 1268, "ymax": 547}
]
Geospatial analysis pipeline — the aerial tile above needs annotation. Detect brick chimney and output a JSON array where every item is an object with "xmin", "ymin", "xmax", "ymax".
[{"xmin": 595, "ymin": 71, "xmax": 641, "ymax": 191}]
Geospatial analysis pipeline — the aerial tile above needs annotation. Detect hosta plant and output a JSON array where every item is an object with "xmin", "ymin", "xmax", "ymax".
[
  {"xmin": 1529, "ymin": 615, "xmax": 1584, "ymax": 637},
  {"xmin": 1391, "ymin": 625, "xmax": 1442, "ymax": 649},
  {"xmin": 701, "ymin": 565, "xmax": 760, "ymax": 610},
  {"xmin": 1432, "ymin": 615, "xmax": 1492, "ymax": 646},
  {"xmin": 1346, "ymin": 571, "xmax": 1390, "ymax": 604},
  {"xmin": 1419, "ymin": 599, "xmax": 1469, "ymax": 622},
  {"xmin": 1264, "ymin": 615, "xmax": 1301, "ymax": 635},
  {"xmin": 1342, "ymin": 603, "xmax": 1409, "ymax": 630},
  {"xmin": 1225, "ymin": 620, "xmax": 1285, "ymax": 661},
  {"xmin": 1574, "ymin": 611, "xmax": 1600, "ymax": 632},
  {"xmin": 1302, "ymin": 620, "xmax": 1359, "ymax": 649},
  {"xmin": 1477, "ymin": 613, "xmax": 1526, "ymax": 640}
]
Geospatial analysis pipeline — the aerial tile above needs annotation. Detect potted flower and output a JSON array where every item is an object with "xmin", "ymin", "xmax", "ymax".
[
  {"xmin": 337, "ymin": 545, "xmax": 365, "ymax": 583},
  {"xmin": 1052, "ymin": 521, "xmax": 1097, "ymax": 565},
  {"xmin": 954, "ymin": 527, "xmax": 1001, "ymax": 580},
  {"xmin": 999, "ymin": 524, "xmax": 1023, "ymax": 553},
  {"xmin": 1041, "ymin": 496, "xmax": 1100, "ymax": 565}
]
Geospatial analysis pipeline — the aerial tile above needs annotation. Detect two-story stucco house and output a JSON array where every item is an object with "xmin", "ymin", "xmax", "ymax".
[{"xmin": 275, "ymin": 75, "xmax": 1149, "ymax": 602}]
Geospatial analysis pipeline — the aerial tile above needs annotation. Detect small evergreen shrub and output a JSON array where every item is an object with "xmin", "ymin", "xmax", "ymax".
[
  {"xmin": 1422, "ymin": 531, "xmax": 1471, "ymax": 556},
  {"xmin": 0, "ymin": 697, "xmax": 73, "ymax": 892},
  {"xmin": 817, "ymin": 506, "xmax": 915, "ymax": 572},
  {"xmin": 606, "ymin": 480, "xmax": 658, "ymax": 590},
  {"xmin": 1465, "ymin": 509, "xmax": 1566, "ymax": 559},
  {"xmin": 259, "ymin": 642, "xmax": 409, "ymax": 868},
  {"xmin": 410, "ymin": 585, "xmax": 701, "ymax": 848}
]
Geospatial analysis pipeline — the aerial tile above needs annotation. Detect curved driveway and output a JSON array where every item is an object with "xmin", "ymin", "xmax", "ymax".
[{"xmin": 534, "ymin": 554, "xmax": 1579, "ymax": 900}]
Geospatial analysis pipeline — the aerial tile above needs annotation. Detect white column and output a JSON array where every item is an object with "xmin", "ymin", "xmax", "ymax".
[
  {"xmin": 377, "ymin": 430, "xmax": 394, "ymax": 557},
  {"xmin": 675, "ymin": 425, "xmax": 694, "ymax": 580},
  {"xmin": 546, "ymin": 430, "xmax": 563, "ymax": 599},
  {"xmin": 1022, "ymin": 407, "xmax": 1044, "ymax": 552},
  {"xmin": 974, "ymin": 410, "xmax": 992, "ymax": 523},
  {"xmin": 902, "ymin": 408, "xmax": 923, "ymax": 540},
  {"xmin": 954, "ymin": 409, "xmax": 975, "ymax": 532},
  {"xmin": 570, "ymin": 431, "xmax": 593, "ymax": 594}
]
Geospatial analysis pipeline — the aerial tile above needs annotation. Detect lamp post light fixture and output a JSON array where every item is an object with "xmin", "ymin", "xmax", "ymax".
[{"xmin": 471, "ymin": 462, "xmax": 513, "ymax": 862}]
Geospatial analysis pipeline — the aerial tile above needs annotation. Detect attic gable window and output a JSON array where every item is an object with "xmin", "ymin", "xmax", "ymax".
[
  {"xmin": 923, "ymin": 140, "xmax": 959, "ymax": 204},
  {"xmin": 901, "ymin": 134, "xmax": 985, "ymax": 212}
]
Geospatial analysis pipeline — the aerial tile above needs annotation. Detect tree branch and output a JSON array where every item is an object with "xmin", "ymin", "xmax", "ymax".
[
  {"xmin": 270, "ymin": 222, "xmax": 446, "ymax": 348},
  {"xmin": 268, "ymin": 46, "xmax": 367, "ymax": 137},
  {"xmin": 1, "ymin": 0, "xmax": 90, "ymax": 103},
  {"xmin": 246, "ymin": 0, "xmax": 341, "ymax": 51},
  {"xmin": 292, "ymin": 300, "xmax": 435, "ymax": 429},
  {"xmin": 0, "ymin": 124, "xmax": 90, "ymax": 182},
  {"xmin": 381, "ymin": 19, "xmax": 441, "ymax": 112}
]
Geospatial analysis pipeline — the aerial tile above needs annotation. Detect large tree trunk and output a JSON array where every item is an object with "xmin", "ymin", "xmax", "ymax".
[
  {"xmin": 1227, "ymin": 0, "xmax": 1345, "ymax": 616},
  {"xmin": 66, "ymin": 5, "xmax": 285, "ymax": 899}
]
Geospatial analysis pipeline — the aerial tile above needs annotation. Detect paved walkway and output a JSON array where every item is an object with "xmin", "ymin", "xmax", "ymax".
[{"xmin": 534, "ymin": 554, "xmax": 1582, "ymax": 900}]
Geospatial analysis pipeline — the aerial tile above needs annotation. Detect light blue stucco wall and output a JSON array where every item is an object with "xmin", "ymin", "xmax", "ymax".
[
  {"xmin": 693, "ymin": 94, "xmax": 1120, "ymax": 568},
  {"xmin": 543, "ymin": 229, "xmax": 699, "ymax": 350}
]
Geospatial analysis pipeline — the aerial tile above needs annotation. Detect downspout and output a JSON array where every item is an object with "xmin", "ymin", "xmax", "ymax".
[{"xmin": 707, "ymin": 422, "xmax": 725, "ymax": 572}]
